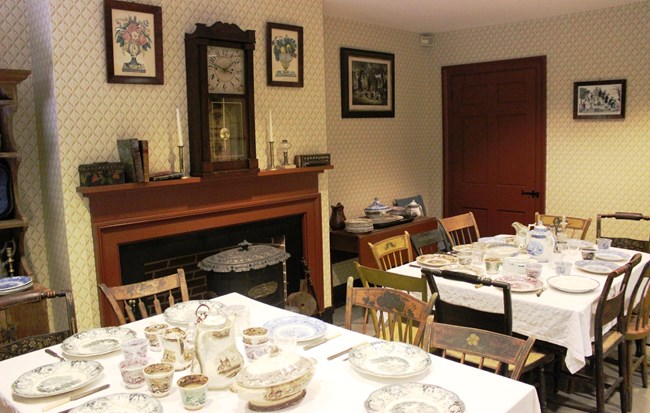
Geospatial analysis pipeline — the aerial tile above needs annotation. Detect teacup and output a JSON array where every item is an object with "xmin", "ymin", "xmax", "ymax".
[
  {"xmin": 525, "ymin": 262, "xmax": 543, "ymax": 279},
  {"xmin": 580, "ymin": 248, "xmax": 597, "ymax": 260},
  {"xmin": 121, "ymin": 337, "xmax": 148, "ymax": 360},
  {"xmin": 177, "ymin": 374, "xmax": 209, "ymax": 410},
  {"xmin": 596, "ymin": 238, "xmax": 612, "ymax": 250},
  {"xmin": 242, "ymin": 327, "xmax": 269, "ymax": 346},
  {"xmin": 119, "ymin": 357, "xmax": 148, "ymax": 388},
  {"xmin": 144, "ymin": 323, "xmax": 168, "ymax": 352},
  {"xmin": 143, "ymin": 362, "xmax": 175, "ymax": 397},
  {"xmin": 457, "ymin": 250, "xmax": 473, "ymax": 266},
  {"xmin": 484, "ymin": 257, "xmax": 502, "ymax": 275},
  {"xmin": 554, "ymin": 261, "xmax": 572, "ymax": 276}
]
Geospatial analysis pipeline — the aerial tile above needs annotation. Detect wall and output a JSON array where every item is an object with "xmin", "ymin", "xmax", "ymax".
[
  {"xmin": 4, "ymin": 0, "xmax": 329, "ymax": 330},
  {"xmin": 432, "ymin": 1, "xmax": 650, "ymax": 240}
]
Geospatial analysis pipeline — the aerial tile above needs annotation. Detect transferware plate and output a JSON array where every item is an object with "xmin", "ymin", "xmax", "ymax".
[
  {"xmin": 69, "ymin": 393, "xmax": 162, "ymax": 413},
  {"xmin": 349, "ymin": 341, "xmax": 431, "ymax": 379},
  {"xmin": 62, "ymin": 327, "xmax": 136, "ymax": 357},
  {"xmin": 547, "ymin": 275, "xmax": 600, "ymax": 294},
  {"xmin": 493, "ymin": 275, "xmax": 544, "ymax": 293},
  {"xmin": 575, "ymin": 260, "xmax": 620, "ymax": 274},
  {"xmin": 0, "ymin": 276, "xmax": 33, "ymax": 295},
  {"xmin": 164, "ymin": 300, "xmax": 224, "ymax": 325},
  {"xmin": 594, "ymin": 250, "xmax": 630, "ymax": 262},
  {"xmin": 485, "ymin": 243, "xmax": 520, "ymax": 257},
  {"xmin": 440, "ymin": 264, "xmax": 484, "ymax": 276},
  {"xmin": 12, "ymin": 360, "xmax": 103, "ymax": 398},
  {"xmin": 416, "ymin": 254, "xmax": 458, "ymax": 268},
  {"xmin": 365, "ymin": 382, "xmax": 465, "ymax": 413},
  {"xmin": 264, "ymin": 315, "xmax": 327, "ymax": 342}
]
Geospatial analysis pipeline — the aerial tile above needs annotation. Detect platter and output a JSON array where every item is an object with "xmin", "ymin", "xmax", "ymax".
[
  {"xmin": 349, "ymin": 341, "xmax": 431, "ymax": 379},
  {"xmin": 485, "ymin": 243, "xmax": 520, "ymax": 258},
  {"xmin": 61, "ymin": 327, "xmax": 136, "ymax": 357},
  {"xmin": 575, "ymin": 260, "xmax": 620, "ymax": 275},
  {"xmin": 164, "ymin": 300, "xmax": 224, "ymax": 325},
  {"xmin": 493, "ymin": 275, "xmax": 544, "ymax": 293},
  {"xmin": 263, "ymin": 315, "xmax": 327, "ymax": 342},
  {"xmin": 440, "ymin": 264, "xmax": 484, "ymax": 276},
  {"xmin": 416, "ymin": 254, "xmax": 458, "ymax": 268},
  {"xmin": 594, "ymin": 250, "xmax": 630, "ymax": 262},
  {"xmin": 12, "ymin": 360, "xmax": 103, "ymax": 398},
  {"xmin": 547, "ymin": 275, "xmax": 600, "ymax": 294},
  {"xmin": 451, "ymin": 245, "xmax": 471, "ymax": 253},
  {"xmin": 365, "ymin": 382, "xmax": 465, "ymax": 413},
  {"xmin": 69, "ymin": 393, "xmax": 162, "ymax": 413},
  {"xmin": 0, "ymin": 276, "xmax": 33, "ymax": 295}
]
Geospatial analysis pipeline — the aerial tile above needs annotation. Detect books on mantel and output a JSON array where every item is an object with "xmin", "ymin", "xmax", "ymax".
[
  {"xmin": 149, "ymin": 171, "xmax": 184, "ymax": 181},
  {"xmin": 116, "ymin": 138, "xmax": 150, "ymax": 183}
]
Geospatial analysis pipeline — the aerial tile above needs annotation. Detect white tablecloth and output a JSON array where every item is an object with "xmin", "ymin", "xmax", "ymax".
[
  {"xmin": 392, "ymin": 248, "xmax": 649, "ymax": 373},
  {"xmin": 0, "ymin": 293, "xmax": 540, "ymax": 413}
]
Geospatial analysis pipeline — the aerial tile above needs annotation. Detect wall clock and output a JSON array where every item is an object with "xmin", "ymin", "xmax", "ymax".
[{"xmin": 185, "ymin": 22, "xmax": 258, "ymax": 176}]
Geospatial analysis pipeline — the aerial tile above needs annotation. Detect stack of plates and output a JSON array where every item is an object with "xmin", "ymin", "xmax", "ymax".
[
  {"xmin": 0, "ymin": 276, "xmax": 33, "ymax": 296},
  {"xmin": 345, "ymin": 218, "xmax": 373, "ymax": 234}
]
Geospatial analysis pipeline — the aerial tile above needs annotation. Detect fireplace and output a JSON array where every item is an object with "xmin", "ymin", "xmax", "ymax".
[{"xmin": 78, "ymin": 167, "xmax": 330, "ymax": 326}]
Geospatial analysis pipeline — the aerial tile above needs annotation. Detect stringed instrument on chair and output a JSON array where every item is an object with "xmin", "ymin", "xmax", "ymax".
[{"xmin": 286, "ymin": 258, "xmax": 322, "ymax": 317}]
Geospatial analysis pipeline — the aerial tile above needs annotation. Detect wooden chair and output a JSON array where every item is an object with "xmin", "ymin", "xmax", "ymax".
[
  {"xmin": 551, "ymin": 254, "xmax": 641, "ymax": 413},
  {"xmin": 438, "ymin": 212, "xmax": 480, "ymax": 247},
  {"xmin": 421, "ymin": 315, "xmax": 535, "ymax": 380},
  {"xmin": 624, "ymin": 260, "xmax": 650, "ymax": 409},
  {"xmin": 368, "ymin": 231, "xmax": 414, "ymax": 271},
  {"xmin": 0, "ymin": 289, "xmax": 77, "ymax": 360},
  {"xmin": 344, "ymin": 276, "xmax": 435, "ymax": 347},
  {"xmin": 99, "ymin": 268, "xmax": 189, "ymax": 325},
  {"xmin": 596, "ymin": 213, "xmax": 650, "ymax": 253},
  {"xmin": 410, "ymin": 228, "xmax": 451, "ymax": 255},
  {"xmin": 534, "ymin": 212, "xmax": 592, "ymax": 240}
]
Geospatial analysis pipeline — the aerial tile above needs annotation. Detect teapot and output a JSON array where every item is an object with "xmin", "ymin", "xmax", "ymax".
[
  {"xmin": 404, "ymin": 200, "xmax": 423, "ymax": 218},
  {"xmin": 194, "ymin": 309, "xmax": 244, "ymax": 390},
  {"xmin": 525, "ymin": 221, "xmax": 556, "ymax": 262}
]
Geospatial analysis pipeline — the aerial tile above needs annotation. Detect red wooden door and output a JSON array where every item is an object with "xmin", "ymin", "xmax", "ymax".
[{"xmin": 443, "ymin": 56, "xmax": 546, "ymax": 236}]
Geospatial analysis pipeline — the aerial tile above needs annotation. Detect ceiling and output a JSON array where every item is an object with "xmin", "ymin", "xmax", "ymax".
[{"xmin": 322, "ymin": 0, "xmax": 641, "ymax": 33}]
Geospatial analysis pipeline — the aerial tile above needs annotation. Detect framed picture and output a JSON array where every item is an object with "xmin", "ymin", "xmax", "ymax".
[
  {"xmin": 104, "ymin": 0, "xmax": 163, "ymax": 84},
  {"xmin": 266, "ymin": 23, "xmax": 303, "ymax": 87},
  {"xmin": 573, "ymin": 79, "xmax": 626, "ymax": 119},
  {"xmin": 340, "ymin": 48, "xmax": 394, "ymax": 118}
]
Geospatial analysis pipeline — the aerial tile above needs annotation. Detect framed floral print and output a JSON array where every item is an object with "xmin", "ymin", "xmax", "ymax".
[
  {"xmin": 340, "ymin": 48, "xmax": 394, "ymax": 118},
  {"xmin": 573, "ymin": 79, "xmax": 626, "ymax": 119},
  {"xmin": 266, "ymin": 22, "xmax": 303, "ymax": 87},
  {"xmin": 104, "ymin": 0, "xmax": 164, "ymax": 84}
]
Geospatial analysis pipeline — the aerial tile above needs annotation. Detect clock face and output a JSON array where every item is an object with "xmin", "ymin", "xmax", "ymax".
[{"xmin": 207, "ymin": 46, "xmax": 245, "ymax": 94}]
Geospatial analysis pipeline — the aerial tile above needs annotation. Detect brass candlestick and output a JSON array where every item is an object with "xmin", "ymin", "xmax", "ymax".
[
  {"xmin": 178, "ymin": 145, "xmax": 185, "ymax": 174},
  {"xmin": 267, "ymin": 141, "xmax": 276, "ymax": 170}
]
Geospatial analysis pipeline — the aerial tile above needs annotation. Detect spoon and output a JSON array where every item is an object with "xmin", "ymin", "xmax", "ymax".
[
  {"xmin": 45, "ymin": 349, "xmax": 66, "ymax": 362},
  {"xmin": 536, "ymin": 286, "xmax": 547, "ymax": 297}
]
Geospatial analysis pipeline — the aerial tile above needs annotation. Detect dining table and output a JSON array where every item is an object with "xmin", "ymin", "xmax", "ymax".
[
  {"xmin": 391, "ymin": 244, "xmax": 650, "ymax": 374},
  {"xmin": 0, "ymin": 292, "xmax": 541, "ymax": 413}
]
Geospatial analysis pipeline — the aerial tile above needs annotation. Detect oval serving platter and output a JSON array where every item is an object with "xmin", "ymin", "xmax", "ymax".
[
  {"xmin": 62, "ymin": 327, "xmax": 136, "ymax": 357},
  {"xmin": 594, "ymin": 250, "xmax": 630, "ymax": 262},
  {"xmin": 574, "ymin": 260, "xmax": 620, "ymax": 275},
  {"xmin": 349, "ymin": 341, "xmax": 431, "ymax": 379},
  {"xmin": 69, "ymin": 393, "xmax": 162, "ymax": 413},
  {"xmin": 12, "ymin": 360, "xmax": 103, "ymax": 398},
  {"xmin": 416, "ymin": 254, "xmax": 458, "ymax": 268},
  {"xmin": 547, "ymin": 275, "xmax": 600, "ymax": 294},
  {"xmin": 365, "ymin": 382, "xmax": 465, "ymax": 413}
]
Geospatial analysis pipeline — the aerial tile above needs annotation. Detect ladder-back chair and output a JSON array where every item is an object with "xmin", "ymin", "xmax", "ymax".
[
  {"xmin": 534, "ymin": 212, "xmax": 592, "ymax": 240},
  {"xmin": 438, "ymin": 212, "xmax": 480, "ymax": 247}
]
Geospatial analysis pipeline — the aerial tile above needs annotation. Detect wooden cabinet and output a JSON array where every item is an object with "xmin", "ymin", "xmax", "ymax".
[{"xmin": 0, "ymin": 69, "xmax": 31, "ymax": 278}]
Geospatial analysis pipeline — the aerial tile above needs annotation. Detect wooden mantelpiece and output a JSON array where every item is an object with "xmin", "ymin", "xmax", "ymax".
[{"xmin": 78, "ymin": 166, "xmax": 331, "ymax": 326}]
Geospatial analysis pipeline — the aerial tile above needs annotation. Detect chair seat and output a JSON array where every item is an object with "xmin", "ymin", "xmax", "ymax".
[
  {"xmin": 445, "ymin": 349, "xmax": 550, "ymax": 372},
  {"xmin": 626, "ymin": 314, "xmax": 650, "ymax": 339},
  {"xmin": 595, "ymin": 330, "xmax": 624, "ymax": 355}
]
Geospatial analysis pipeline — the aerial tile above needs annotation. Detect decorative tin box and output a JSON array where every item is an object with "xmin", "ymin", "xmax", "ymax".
[{"xmin": 78, "ymin": 162, "xmax": 125, "ymax": 187}]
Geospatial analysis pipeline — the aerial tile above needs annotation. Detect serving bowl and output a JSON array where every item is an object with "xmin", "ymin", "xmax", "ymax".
[{"xmin": 364, "ymin": 197, "xmax": 390, "ymax": 217}]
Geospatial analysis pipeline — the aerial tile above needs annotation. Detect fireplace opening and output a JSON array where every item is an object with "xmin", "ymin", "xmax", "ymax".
[{"xmin": 118, "ymin": 215, "xmax": 304, "ymax": 304}]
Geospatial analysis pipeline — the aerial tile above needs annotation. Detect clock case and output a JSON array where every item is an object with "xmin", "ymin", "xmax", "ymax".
[{"xmin": 185, "ymin": 22, "xmax": 259, "ymax": 176}]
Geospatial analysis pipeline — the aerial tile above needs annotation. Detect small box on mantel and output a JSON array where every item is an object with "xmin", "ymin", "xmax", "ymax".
[{"xmin": 78, "ymin": 162, "xmax": 125, "ymax": 187}]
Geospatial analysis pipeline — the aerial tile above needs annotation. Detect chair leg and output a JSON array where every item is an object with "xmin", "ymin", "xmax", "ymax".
[
  {"xmin": 618, "ymin": 342, "xmax": 629, "ymax": 413},
  {"xmin": 640, "ymin": 338, "xmax": 648, "ymax": 388}
]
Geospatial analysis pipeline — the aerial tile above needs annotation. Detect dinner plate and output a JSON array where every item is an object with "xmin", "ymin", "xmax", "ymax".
[
  {"xmin": 547, "ymin": 275, "xmax": 600, "ymax": 294},
  {"xmin": 69, "ymin": 393, "xmax": 162, "ymax": 413},
  {"xmin": 164, "ymin": 300, "xmax": 224, "ymax": 325},
  {"xmin": 365, "ymin": 382, "xmax": 465, "ymax": 413},
  {"xmin": 493, "ymin": 275, "xmax": 544, "ymax": 293},
  {"xmin": 416, "ymin": 254, "xmax": 458, "ymax": 268},
  {"xmin": 485, "ymin": 243, "xmax": 520, "ymax": 258},
  {"xmin": 263, "ymin": 315, "xmax": 327, "ymax": 342},
  {"xmin": 575, "ymin": 260, "xmax": 621, "ymax": 274},
  {"xmin": 11, "ymin": 360, "xmax": 103, "ymax": 398},
  {"xmin": 349, "ymin": 341, "xmax": 431, "ymax": 379},
  {"xmin": 440, "ymin": 264, "xmax": 484, "ymax": 276},
  {"xmin": 594, "ymin": 250, "xmax": 630, "ymax": 262},
  {"xmin": 451, "ymin": 245, "xmax": 472, "ymax": 253},
  {"xmin": 61, "ymin": 327, "xmax": 136, "ymax": 357},
  {"xmin": 0, "ymin": 276, "xmax": 33, "ymax": 295}
]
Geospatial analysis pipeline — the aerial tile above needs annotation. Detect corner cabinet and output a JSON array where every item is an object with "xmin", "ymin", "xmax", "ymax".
[{"xmin": 0, "ymin": 69, "xmax": 31, "ymax": 277}]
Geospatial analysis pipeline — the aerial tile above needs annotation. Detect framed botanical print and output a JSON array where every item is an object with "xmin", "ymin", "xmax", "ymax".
[
  {"xmin": 104, "ymin": 0, "xmax": 164, "ymax": 84},
  {"xmin": 573, "ymin": 79, "xmax": 626, "ymax": 119},
  {"xmin": 340, "ymin": 48, "xmax": 394, "ymax": 118},
  {"xmin": 266, "ymin": 22, "xmax": 303, "ymax": 87}
]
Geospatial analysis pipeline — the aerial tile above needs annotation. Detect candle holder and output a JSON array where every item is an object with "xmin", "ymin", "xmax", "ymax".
[
  {"xmin": 267, "ymin": 141, "xmax": 277, "ymax": 170},
  {"xmin": 178, "ymin": 145, "xmax": 185, "ymax": 175}
]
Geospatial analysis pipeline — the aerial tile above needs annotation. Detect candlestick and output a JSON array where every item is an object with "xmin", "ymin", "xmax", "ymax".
[
  {"xmin": 176, "ymin": 108, "xmax": 184, "ymax": 147},
  {"xmin": 268, "ymin": 110, "xmax": 274, "ymax": 143},
  {"xmin": 178, "ymin": 145, "xmax": 185, "ymax": 175},
  {"xmin": 267, "ymin": 141, "xmax": 276, "ymax": 170}
]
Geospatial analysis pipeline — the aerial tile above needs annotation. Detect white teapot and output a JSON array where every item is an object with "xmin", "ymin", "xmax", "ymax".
[
  {"xmin": 404, "ymin": 200, "xmax": 423, "ymax": 218},
  {"xmin": 526, "ymin": 221, "xmax": 556, "ymax": 262}
]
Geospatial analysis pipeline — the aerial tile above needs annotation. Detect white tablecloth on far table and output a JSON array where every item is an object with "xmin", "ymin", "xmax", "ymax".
[
  {"xmin": 392, "ymin": 247, "xmax": 649, "ymax": 373},
  {"xmin": 0, "ymin": 293, "xmax": 540, "ymax": 413}
]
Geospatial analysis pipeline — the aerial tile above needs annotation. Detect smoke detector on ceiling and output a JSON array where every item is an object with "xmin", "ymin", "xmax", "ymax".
[{"xmin": 420, "ymin": 34, "xmax": 434, "ymax": 47}]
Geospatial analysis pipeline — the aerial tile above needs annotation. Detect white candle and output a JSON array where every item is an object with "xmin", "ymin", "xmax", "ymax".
[
  {"xmin": 176, "ymin": 107, "xmax": 184, "ymax": 147},
  {"xmin": 268, "ymin": 110, "xmax": 274, "ymax": 143}
]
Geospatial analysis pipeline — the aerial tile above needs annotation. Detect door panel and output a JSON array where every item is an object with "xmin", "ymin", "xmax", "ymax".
[{"xmin": 443, "ymin": 56, "xmax": 546, "ymax": 237}]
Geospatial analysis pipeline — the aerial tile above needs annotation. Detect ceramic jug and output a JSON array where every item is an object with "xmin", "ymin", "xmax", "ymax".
[
  {"xmin": 329, "ymin": 203, "xmax": 346, "ymax": 230},
  {"xmin": 195, "ymin": 312, "xmax": 244, "ymax": 390},
  {"xmin": 161, "ymin": 327, "xmax": 193, "ymax": 371},
  {"xmin": 526, "ymin": 221, "xmax": 556, "ymax": 262}
]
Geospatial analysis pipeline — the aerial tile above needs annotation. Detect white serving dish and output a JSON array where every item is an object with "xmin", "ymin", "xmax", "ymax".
[
  {"xmin": 12, "ymin": 360, "xmax": 103, "ymax": 398},
  {"xmin": 61, "ymin": 327, "xmax": 136, "ymax": 357},
  {"xmin": 547, "ymin": 275, "xmax": 600, "ymax": 294}
]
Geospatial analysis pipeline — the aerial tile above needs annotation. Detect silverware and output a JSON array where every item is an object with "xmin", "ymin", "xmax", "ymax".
[
  {"xmin": 409, "ymin": 264, "xmax": 422, "ymax": 268},
  {"xmin": 326, "ymin": 341, "xmax": 367, "ymax": 361},
  {"xmin": 45, "ymin": 349, "xmax": 66, "ymax": 362},
  {"xmin": 42, "ymin": 384, "xmax": 110, "ymax": 412},
  {"xmin": 302, "ymin": 332, "xmax": 342, "ymax": 350},
  {"xmin": 536, "ymin": 286, "xmax": 547, "ymax": 297}
]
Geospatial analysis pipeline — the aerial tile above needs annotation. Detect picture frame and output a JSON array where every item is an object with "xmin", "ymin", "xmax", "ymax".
[
  {"xmin": 104, "ymin": 0, "xmax": 164, "ymax": 84},
  {"xmin": 340, "ymin": 48, "xmax": 395, "ymax": 118},
  {"xmin": 266, "ymin": 22, "xmax": 303, "ymax": 87},
  {"xmin": 573, "ymin": 79, "xmax": 626, "ymax": 119}
]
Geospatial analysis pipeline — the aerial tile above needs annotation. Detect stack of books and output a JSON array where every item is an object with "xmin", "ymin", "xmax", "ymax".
[{"xmin": 117, "ymin": 139, "xmax": 183, "ymax": 182}]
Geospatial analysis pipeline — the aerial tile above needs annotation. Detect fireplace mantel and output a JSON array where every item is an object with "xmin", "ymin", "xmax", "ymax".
[{"xmin": 78, "ymin": 166, "xmax": 331, "ymax": 326}]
